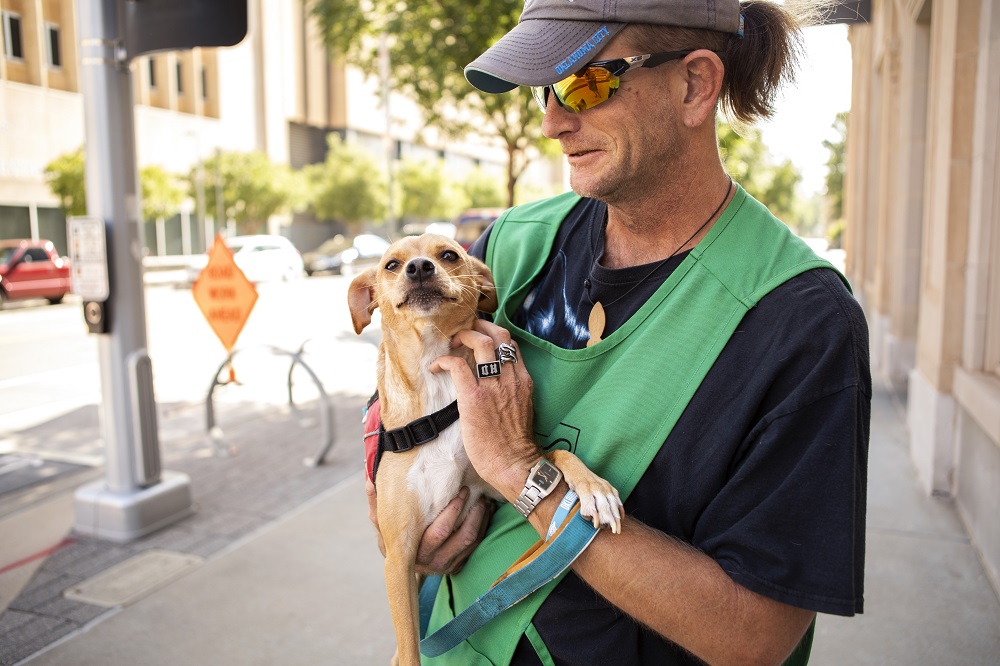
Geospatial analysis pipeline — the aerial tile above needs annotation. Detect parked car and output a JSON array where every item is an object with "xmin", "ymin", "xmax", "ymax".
[
  {"xmin": 453, "ymin": 208, "xmax": 505, "ymax": 249},
  {"xmin": 303, "ymin": 235, "xmax": 351, "ymax": 276},
  {"xmin": 187, "ymin": 234, "xmax": 304, "ymax": 284},
  {"xmin": 304, "ymin": 234, "xmax": 389, "ymax": 276},
  {"xmin": 0, "ymin": 239, "xmax": 72, "ymax": 307}
]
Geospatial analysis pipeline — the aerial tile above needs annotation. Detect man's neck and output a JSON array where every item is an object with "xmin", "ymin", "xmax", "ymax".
[{"xmin": 602, "ymin": 166, "xmax": 733, "ymax": 269}]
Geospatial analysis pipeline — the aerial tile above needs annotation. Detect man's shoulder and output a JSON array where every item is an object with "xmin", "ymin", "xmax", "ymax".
[
  {"xmin": 749, "ymin": 267, "xmax": 871, "ymax": 391},
  {"xmin": 501, "ymin": 191, "xmax": 583, "ymax": 223}
]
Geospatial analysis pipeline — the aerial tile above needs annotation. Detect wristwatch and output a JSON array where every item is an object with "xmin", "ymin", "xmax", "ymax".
[{"xmin": 512, "ymin": 458, "xmax": 563, "ymax": 518}]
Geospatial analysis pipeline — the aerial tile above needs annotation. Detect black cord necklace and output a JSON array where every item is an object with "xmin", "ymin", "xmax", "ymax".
[{"xmin": 585, "ymin": 177, "xmax": 734, "ymax": 347}]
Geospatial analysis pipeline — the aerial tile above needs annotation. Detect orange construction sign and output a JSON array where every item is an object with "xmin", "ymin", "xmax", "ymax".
[{"xmin": 192, "ymin": 235, "xmax": 258, "ymax": 352}]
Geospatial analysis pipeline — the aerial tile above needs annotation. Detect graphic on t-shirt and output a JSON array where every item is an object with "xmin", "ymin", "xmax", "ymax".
[
  {"xmin": 519, "ymin": 250, "xmax": 590, "ymax": 348},
  {"xmin": 536, "ymin": 421, "xmax": 581, "ymax": 454}
]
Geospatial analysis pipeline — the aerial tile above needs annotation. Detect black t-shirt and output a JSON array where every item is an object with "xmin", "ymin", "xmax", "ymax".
[{"xmin": 470, "ymin": 197, "xmax": 870, "ymax": 665}]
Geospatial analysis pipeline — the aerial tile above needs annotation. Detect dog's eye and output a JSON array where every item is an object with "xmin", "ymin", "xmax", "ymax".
[
  {"xmin": 384, "ymin": 259, "xmax": 400, "ymax": 271},
  {"xmin": 440, "ymin": 250, "xmax": 459, "ymax": 262}
]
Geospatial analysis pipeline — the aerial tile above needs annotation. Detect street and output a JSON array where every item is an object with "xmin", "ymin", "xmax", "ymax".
[{"xmin": 0, "ymin": 275, "xmax": 380, "ymax": 463}]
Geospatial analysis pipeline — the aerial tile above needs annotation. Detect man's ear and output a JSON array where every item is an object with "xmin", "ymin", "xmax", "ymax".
[
  {"xmin": 347, "ymin": 267, "xmax": 379, "ymax": 334},
  {"xmin": 470, "ymin": 256, "xmax": 498, "ymax": 313},
  {"xmin": 680, "ymin": 50, "xmax": 725, "ymax": 129}
]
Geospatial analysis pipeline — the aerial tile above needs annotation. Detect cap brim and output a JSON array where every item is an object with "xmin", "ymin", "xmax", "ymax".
[{"xmin": 465, "ymin": 19, "xmax": 625, "ymax": 94}]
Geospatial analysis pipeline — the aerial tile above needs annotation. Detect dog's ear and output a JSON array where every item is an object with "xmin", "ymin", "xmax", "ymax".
[
  {"xmin": 347, "ymin": 267, "xmax": 379, "ymax": 334},
  {"xmin": 470, "ymin": 257, "xmax": 498, "ymax": 314}
]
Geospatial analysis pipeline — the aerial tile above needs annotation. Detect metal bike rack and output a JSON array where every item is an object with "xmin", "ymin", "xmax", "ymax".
[{"xmin": 205, "ymin": 345, "xmax": 335, "ymax": 466}]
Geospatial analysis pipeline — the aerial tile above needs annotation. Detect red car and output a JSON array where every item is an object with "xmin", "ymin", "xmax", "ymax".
[{"xmin": 0, "ymin": 239, "xmax": 73, "ymax": 307}]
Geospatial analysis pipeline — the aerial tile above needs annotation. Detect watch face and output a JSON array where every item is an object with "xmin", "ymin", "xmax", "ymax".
[{"xmin": 532, "ymin": 462, "xmax": 560, "ymax": 488}]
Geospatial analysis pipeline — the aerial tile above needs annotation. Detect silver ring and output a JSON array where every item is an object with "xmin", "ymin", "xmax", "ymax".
[
  {"xmin": 477, "ymin": 362, "xmax": 501, "ymax": 379},
  {"xmin": 497, "ymin": 342, "xmax": 518, "ymax": 365}
]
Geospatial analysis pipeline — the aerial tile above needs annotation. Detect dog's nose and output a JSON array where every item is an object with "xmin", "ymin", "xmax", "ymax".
[{"xmin": 405, "ymin": 257, "xmax": 435, "ymax": 283}]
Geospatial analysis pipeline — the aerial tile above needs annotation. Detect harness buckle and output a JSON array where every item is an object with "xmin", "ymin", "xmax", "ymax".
[{"xmin": 384, "ymin": 415, "xmax": 440, "ymax": 452}]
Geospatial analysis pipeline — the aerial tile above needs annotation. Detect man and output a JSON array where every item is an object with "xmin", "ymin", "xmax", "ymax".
[{"xmin": 369, "ymin": 1, "xmax": 870, "ymax": 663}]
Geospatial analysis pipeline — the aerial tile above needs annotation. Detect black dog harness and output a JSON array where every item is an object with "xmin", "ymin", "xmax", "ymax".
[{"xmin": 364, "ymin": 391, "xmax": 460, "ymax": 484}]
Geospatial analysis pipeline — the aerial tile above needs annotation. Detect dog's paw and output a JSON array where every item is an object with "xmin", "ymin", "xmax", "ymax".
[{"xmin": 568, "ymin": 477, "xmax": 623, "ymax": 534}]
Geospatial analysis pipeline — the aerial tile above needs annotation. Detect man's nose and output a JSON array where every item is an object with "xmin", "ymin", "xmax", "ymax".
[
  {"xmin": 405, "ymin": 257, "xmax": 435, "ymax": 282},
  {"xmin": 541, "ymin": 92, "xmax": 579, "ymax": 139}
]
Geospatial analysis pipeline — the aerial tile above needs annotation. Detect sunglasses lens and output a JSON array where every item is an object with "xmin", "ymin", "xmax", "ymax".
[{"xmin": 552, "ymin": 67, "xmax": 619, "ymax": 112}]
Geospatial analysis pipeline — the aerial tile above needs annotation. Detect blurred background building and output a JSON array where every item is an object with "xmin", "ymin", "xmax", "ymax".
[
  {"xmin": 0, "ymin": 0, "xmax": 563, "ymax": 256},
  {"xmin": 844, "ymin": 0, "xmax": 999, "ymax": 598}
]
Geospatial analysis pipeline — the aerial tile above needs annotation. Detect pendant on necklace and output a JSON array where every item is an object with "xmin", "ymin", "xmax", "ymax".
[{"xmin": 587, "ymin": 301, "xmax": 606, "ymax": 347}]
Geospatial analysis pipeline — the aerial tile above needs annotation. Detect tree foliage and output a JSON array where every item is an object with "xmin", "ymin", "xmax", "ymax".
[
  {"xmin": 718, "ymin": 121, "xmax": 802, "ymax": 225},
  {"xmin": 140, "ymin": 165, "xmax": 186, "ymax": 222},
  {"xmin": 823, "ymin": 111, "xmax": 848, "ymax": 222},
  {"xmin": 309, "ymin": 0, "xmax": 543, "ymax": 207},
  {"xmin": 46, "ymin": 148, "xmax": 190, "ymax": 223},
  {"xmin": 191, "ymin": 151, "xmax": 296, "ymax": 235},
  {"xmin": 396, "ymin": 158, "xmax": 458, "ymax": 224},
  {"xmin": 462, "ymin": 167, "xmax": 507, "ymax": 209},
  {"xmin": 303, "ymin": 134, "xmax": 387, "ymax": 231},
  {"xmin": 43, "ymin": 148, "xmax": 87, "ymax": 216}
]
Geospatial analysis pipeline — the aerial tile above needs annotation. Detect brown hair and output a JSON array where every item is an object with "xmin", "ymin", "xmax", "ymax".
[{"xmin": 626, "ymin": 1, "xmax": 826, "ymax": 128}]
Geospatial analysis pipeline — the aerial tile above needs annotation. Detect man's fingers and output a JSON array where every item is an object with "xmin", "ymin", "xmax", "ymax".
[
  {"xmin": 416, "ymin": 497, "xmax": 493, "ymax": 575},
  {"xmin": 417, "ymin": 486, "xmax": 469, "ymax": 562},
  {"xmin": 451, "ymin": 328, "xmax": 502, "ymax": 365}
]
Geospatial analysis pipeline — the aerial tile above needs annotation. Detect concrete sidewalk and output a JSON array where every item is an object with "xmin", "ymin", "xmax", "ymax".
[{"xmin": 4, "ymin": 382, "xmax": 1000, "ymax": 664}]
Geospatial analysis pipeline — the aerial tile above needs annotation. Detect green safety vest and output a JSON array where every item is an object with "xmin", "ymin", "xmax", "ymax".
[{"xmin": 424, "ymin": 185, "xmax": 838, "ymax": 665}]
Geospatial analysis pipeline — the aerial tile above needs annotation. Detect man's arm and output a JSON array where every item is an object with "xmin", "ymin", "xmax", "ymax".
[{"xmin": 433, "ymin": 320, "xmax": 815, "ymax": 666}]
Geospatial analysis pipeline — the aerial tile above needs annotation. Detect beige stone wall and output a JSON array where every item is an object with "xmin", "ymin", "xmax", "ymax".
[{"xmin": 846, "ymin": 0, "xmax": 1000, "ymax": 595}]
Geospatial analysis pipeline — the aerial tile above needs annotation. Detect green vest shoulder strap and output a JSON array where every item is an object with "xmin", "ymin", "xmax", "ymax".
[{"xmin": 424, "ymin": 186, "xmax": 841, "ymax": 665}]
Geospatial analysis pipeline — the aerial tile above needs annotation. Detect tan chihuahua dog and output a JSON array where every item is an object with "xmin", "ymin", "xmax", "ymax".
[{"xmin": 348, "ymin": 233, "xmax": 622, "ymax": 665}]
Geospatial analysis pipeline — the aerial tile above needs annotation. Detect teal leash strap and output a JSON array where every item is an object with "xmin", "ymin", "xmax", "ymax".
[
  {"xmin": 419, "ymin": 574, "xmax": 443, "ymax": 638},
  {"xmin": 419, "ymin": 491, "xmax": 599, "ymax": 658}
]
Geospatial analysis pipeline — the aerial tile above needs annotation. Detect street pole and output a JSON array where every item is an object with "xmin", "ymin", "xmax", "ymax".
[{"xmin": 73, "ymin": 0, "xmax": 192, "ymax": 541}]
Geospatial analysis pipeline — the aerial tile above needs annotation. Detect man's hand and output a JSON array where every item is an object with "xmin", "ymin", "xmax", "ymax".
[
  {"xmin": 365, "ymin": 479, "xmax": 493, "ymax": 574},
  {"xmin": 431, "ymin": 320, "xmax": 541, "ymax": 500}
]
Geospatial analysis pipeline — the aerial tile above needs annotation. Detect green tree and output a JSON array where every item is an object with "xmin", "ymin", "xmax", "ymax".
[
  {"xmin": 43, "ymin": 148, "xmax": 87, "ymax": 216},
  {"xmin": 140, "ymin": 165, "xmax": 186, "ymax": 223},
  {"xmin": 823, "ymin": 111, "xmax": 848, "ymax": 224},
  {"xmin": 46, "ymin": 148, "xmax": 188, "ymax": 223},
  {"xmin": 309, "ymin": 0, "xmax": 543, "ymax": 207},
  {"xmin": 303, "ymin": 134, "xmax": 387, "ymax": 231},
  {"xmin": 718, "ymin": 121, "xmax": 802, "ymax": 226},
  {"xmin": 396, "ymin": 158, "xmax": 453, "ymax": 224},
  {"xmin": 192, "ymin": 150, "xmax": 295, "ymax": 235},
  {"xmin": 462, "ymin": 167, "xmax": 507, "ymax": 209}
]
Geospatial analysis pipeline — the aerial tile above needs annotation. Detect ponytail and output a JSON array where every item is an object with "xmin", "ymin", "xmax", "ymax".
[{"xmin": 626, "ymin": 0, "xmax": 826, "ymax": 128}]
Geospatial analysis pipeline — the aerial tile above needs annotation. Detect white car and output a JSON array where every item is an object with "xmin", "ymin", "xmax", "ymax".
[{"xmin": 187, "ymin": 235, "xmax": 304, "ymax": 284}]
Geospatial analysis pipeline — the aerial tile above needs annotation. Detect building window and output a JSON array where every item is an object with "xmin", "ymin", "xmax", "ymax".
[
  {"xmin": 2, "ymin": 11, "xmax": 24, "ymax": 60},
  {"xmin": 176, "ymin": 61, "xmax": 183, "ymax": 94},
  {"xmin": 200, "ymin": 66, "xmax": 207, "ymax": 99},
  {"xmin": 148, "ymin": 58, "xmax": 157, "ymax": 88},
  {"xmin": 46, "ymin": 23, "xmax": 61, "ymax": 68}
]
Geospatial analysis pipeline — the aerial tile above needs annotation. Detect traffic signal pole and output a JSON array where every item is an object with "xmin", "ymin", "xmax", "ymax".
[{"xmin": 73, "ymin": 0, "xmax": 193, "ymax": 541}]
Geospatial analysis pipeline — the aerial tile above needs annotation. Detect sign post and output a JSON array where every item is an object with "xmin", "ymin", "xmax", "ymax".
[
  {"xmin": 71, "ymin": 0, "xmax": 248, "ymax": 541},
  {"xmin": 71, "ymin": 0, "xmax": 193, "ymax": 542}
]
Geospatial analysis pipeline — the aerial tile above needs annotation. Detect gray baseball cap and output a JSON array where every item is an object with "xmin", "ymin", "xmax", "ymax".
[{"xmin": 465, "ymin": 0, "xmax": 742, "ymax": 93}]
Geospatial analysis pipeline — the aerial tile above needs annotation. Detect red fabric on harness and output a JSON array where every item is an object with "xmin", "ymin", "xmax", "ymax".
[{"xmin": 363, "ymin": 397, "xmax": 381, "ymax": 484}]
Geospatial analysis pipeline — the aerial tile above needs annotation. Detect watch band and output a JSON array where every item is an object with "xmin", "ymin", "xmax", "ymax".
[{"xmin": 513, "ymin": 459, "xmax": 562, "ymax": 518}]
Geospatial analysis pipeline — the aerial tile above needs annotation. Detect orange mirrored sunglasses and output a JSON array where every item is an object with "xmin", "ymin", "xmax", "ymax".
[{"xmin": 532, "ymin": 51, "xmax": 701, "ymax": 113}]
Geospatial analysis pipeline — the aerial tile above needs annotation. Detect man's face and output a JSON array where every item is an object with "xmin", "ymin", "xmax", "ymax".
[{"xmin": 540, "ymin": 37, "xmax": 686, "ymax": 205}]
